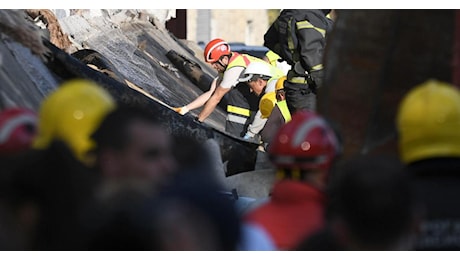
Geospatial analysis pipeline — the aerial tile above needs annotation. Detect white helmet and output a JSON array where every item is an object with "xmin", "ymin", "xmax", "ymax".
[{"xmin": 239, "ymin": 62, "xmax": 273, "ymax": 82}]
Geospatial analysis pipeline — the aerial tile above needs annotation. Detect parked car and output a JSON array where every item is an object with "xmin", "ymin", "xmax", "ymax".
[{"xmin": 228, "ymin": 42, "xmax": 268, "ymax": 59}]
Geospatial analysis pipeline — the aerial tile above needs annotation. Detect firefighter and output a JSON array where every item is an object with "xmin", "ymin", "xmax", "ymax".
[
  {"xmin": 243, "ymin": 110, "xmax": 341, "ymax": 250},
  {"xmin": 259, "ymin": 76, "xmax": 292, "ymax": 148},
  {"xmin": 264, "ymin": 9, "xmax": 334, "ymax": 113},
  {"xmin": 237, "ymin": 61, "xmax": 283, "ymax": 142},
  {"xmin": 396, "ymin": 79, "xmax": 460, "ymax": 250}
]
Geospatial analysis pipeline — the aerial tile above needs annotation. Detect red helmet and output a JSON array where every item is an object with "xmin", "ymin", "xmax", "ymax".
[
  {"xmin": 203, "ymin": 38, "xmax": 231, "ymax": 63},
  {"xmin": 268, "ymin": 110, "xmax": 340, "ymax": 171},
  {"xmin": 0, "ymin": 107, "xmax": 38, "ymax": 156}
]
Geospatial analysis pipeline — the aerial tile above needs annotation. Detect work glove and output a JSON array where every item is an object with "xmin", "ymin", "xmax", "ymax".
[
  {"xmin": 243, "ymin": 133, "xmax": 253, "ymax": 140},
  {"xmin": 243, "ymin": 132, "xmax": 262, "ymax": 144},
  {"xmin": 173, "ymin": 105, "xmax": 189, "ymax": 115}
]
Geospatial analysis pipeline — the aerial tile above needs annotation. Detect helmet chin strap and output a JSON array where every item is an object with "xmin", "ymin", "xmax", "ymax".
[
  {"xmin": 217, "ymin": 60, "xmax": 226, "ymax": 69},
  {"xmin": 217, "ymin": 55, "xmax": 230, "ymax": 70}
]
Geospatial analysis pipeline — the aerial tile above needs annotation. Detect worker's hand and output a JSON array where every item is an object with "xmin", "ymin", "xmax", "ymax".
[
  {"xmin": 243, "ymin": 132, "xmax": 262, "ymax": 144},
  {"xmin": 243, "ymin": 133, "xmax": 253, "ymax": 140},
  {"xmin": 194, "ymin": 116, "xmax": 202, "ymax": 124},
  {"xmin": 173, "ymin": 106, "xmax": 189, "ymax": 115}
]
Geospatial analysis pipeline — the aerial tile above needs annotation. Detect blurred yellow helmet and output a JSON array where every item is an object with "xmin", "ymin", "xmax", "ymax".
[
  {"xmin": 33, "ymin": 79, "xmax": 116, "ymax": 166},
  {"xmin": 396, "ymin": 79, "xmax": 460, "ymax": 164},
  {"xmin": 259, "ymin": 91, "xmax": 277, "ymax": 119},
  {"xmin": 275, "ymin": 76, "xmax": 287, "ymax": 91}
]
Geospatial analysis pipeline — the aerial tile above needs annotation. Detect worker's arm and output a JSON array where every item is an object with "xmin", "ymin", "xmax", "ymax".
[
  {"xmin": 174, "ymin": 77, "xmax": 218, "ymax": 115},
  {"xmin": 186, "ymin": 77, "xmax": 218, "ymax": 110},
  {"xmin": 244, "ymin": 111, "xmax": 268, "ymax": 139},
  {"xmin": 197, "ymin": 85, "xmax": 231, "ymax": 122}
]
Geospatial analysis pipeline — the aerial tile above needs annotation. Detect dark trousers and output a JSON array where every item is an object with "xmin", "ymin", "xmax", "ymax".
[{"xmin": 284, "ymin": 81, "xmax": 316, "ymax": 114}]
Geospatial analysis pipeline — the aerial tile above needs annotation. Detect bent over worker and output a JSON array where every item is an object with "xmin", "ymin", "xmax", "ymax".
[
  {"xmin": 237, "ymin": 61, "xmax": 284, "ymax": 142},
  {"xmin": 174, "ymin": 38, "xmax": 283, "ymax": 137}
]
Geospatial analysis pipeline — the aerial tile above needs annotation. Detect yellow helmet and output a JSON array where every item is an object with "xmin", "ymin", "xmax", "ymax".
[
  {"xmin": 396, "ymin": 79, "xmax": 460, "ymax": 164},
  {"xmin": 259, "ymin": 91, "xmax": 277, "ymax": 119},
  {"xmin": 33, "ymin": 79, "xmax": 116, "ymax": 166},
  {"xmin": 275, "ymin": 76, "xmax": 287, "ymax": 91}
]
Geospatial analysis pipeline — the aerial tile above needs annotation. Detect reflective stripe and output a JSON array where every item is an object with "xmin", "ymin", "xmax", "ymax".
[
  {"xmin": 277, "ymin": 100, "xmax": 292, "ymax": 123},
  {"xmin": 276, "ymin": 169, "xmax": 286, "ymax": 180},
  {"xmin": 311, "ymin": 64, "xmax": 323, "ymax": 71},
  {"xmin": 296, "ymin": 20, "xmax": 326, "ymax": 37},
  {"xmin": 292, "ymin": 169, "xmax": 301, "ymax": 180},
  {"xmin": 227, "ymin": 105, "xmax": 250, "ymax": 117},
  {"xmin": 287, "ymin": 17, "xmax": 296, "ymax": 52},
  {"xmin": 226, "ymin": 114, "xmax": 248, "ymax": 125},
  {"xmin": 0, "ymin": 114, "xmax": 37, "ymax": 144},
  {"xmin": 289, "ymin": 76, "xmax": 308, "ymax": 84}
]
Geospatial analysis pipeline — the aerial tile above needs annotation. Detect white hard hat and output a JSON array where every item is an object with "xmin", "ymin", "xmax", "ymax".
[{"xmin": 238, "ymin": 62, "xmax": 273, "ymax": 82}]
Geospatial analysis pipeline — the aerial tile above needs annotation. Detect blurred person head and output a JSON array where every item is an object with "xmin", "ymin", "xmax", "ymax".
[
  {"xmin": 396, "ymin": 79, "xmax": 460, "ymax": 164},
  {"xmin": 91, "ymin": 104, "xmax": 177, "ymax": 196},
  {"xmin": 323, "ymin": 155, "xmax": 417, "ymax": 250},
  {"xmin": 150, "ymin": 171, "xmax": 242, "ymax": 251},
  {"xmin": 268, "ymin": 110, "xmax": 341, "ymax": 189},
  {"xmin": 81, "ymin": 170, "xmax": 241, "ymax": 251},
  {"xmin": 32, "ymin": 79, "xmax": 116, "ymax": 167}
]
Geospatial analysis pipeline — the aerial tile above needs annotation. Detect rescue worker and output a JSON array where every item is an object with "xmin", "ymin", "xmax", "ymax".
[
  {"xmin": 8, "ymin": 79, "xmax": 117, "ymax": 250},
  {"xmin": 264, "ymin": 9, "xmax": 334, "ymax": 113},
  {"xmin": 33, "ymin": 79, "xmax": 117, "ymax": 167},
  {"xmin": 260, "ymin": 76, "xmax": 292, "ymax": 149},
  {"xmin": 174, "ymin": 38, "xmax": 283, "ymax": 137},
  {"xmin": 243, "ymin": 110, "xmax": 341, "ymax": 250},
  {"xmin": 237, "ymin": 61, "xmax": 283, "ymax": 142},
  {"xmin": 396, "ymin": 79, "xmax": 460, "ymax": 250}
]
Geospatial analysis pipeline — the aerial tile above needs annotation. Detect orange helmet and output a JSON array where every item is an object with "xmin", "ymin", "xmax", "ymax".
[
  {"xmin": 204, "ymin": 38, "xmax": 231, "ymax": 63},
  {"xmin": 0, "ymin": 107, "xmax": 38, "ymax": 156},
  {"xmin": 268, "ymin": 110, "xmax": 340, "ymax": 171}
]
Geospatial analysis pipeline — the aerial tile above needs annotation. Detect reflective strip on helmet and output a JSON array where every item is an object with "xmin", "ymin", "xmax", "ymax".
[
  {"xmin": 296, "ymin": 20, "xmax": 326, "ymax": 37},
  {"xmin": 226, "ymin": 114, "xmax": 248, "ymax": 125},
  {"xmin": 227, "ymin": 105, "xmax": 250, "ymax": 117},
  {"xmin": 291, "ymin": 117, "xmax": 340, "ymax": 153},
  {"xmin": 292, "ymin": 117, "xmax": 325, "ymax": 146},
  {"xmin": 0, "ymin": 114, "xmax": 37, "ymax": 144}
]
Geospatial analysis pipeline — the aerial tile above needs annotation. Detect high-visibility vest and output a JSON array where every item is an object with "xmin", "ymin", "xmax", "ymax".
[{"xmin": 276, "ymin": 100, "xmax": 292, "ymax": 123}]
